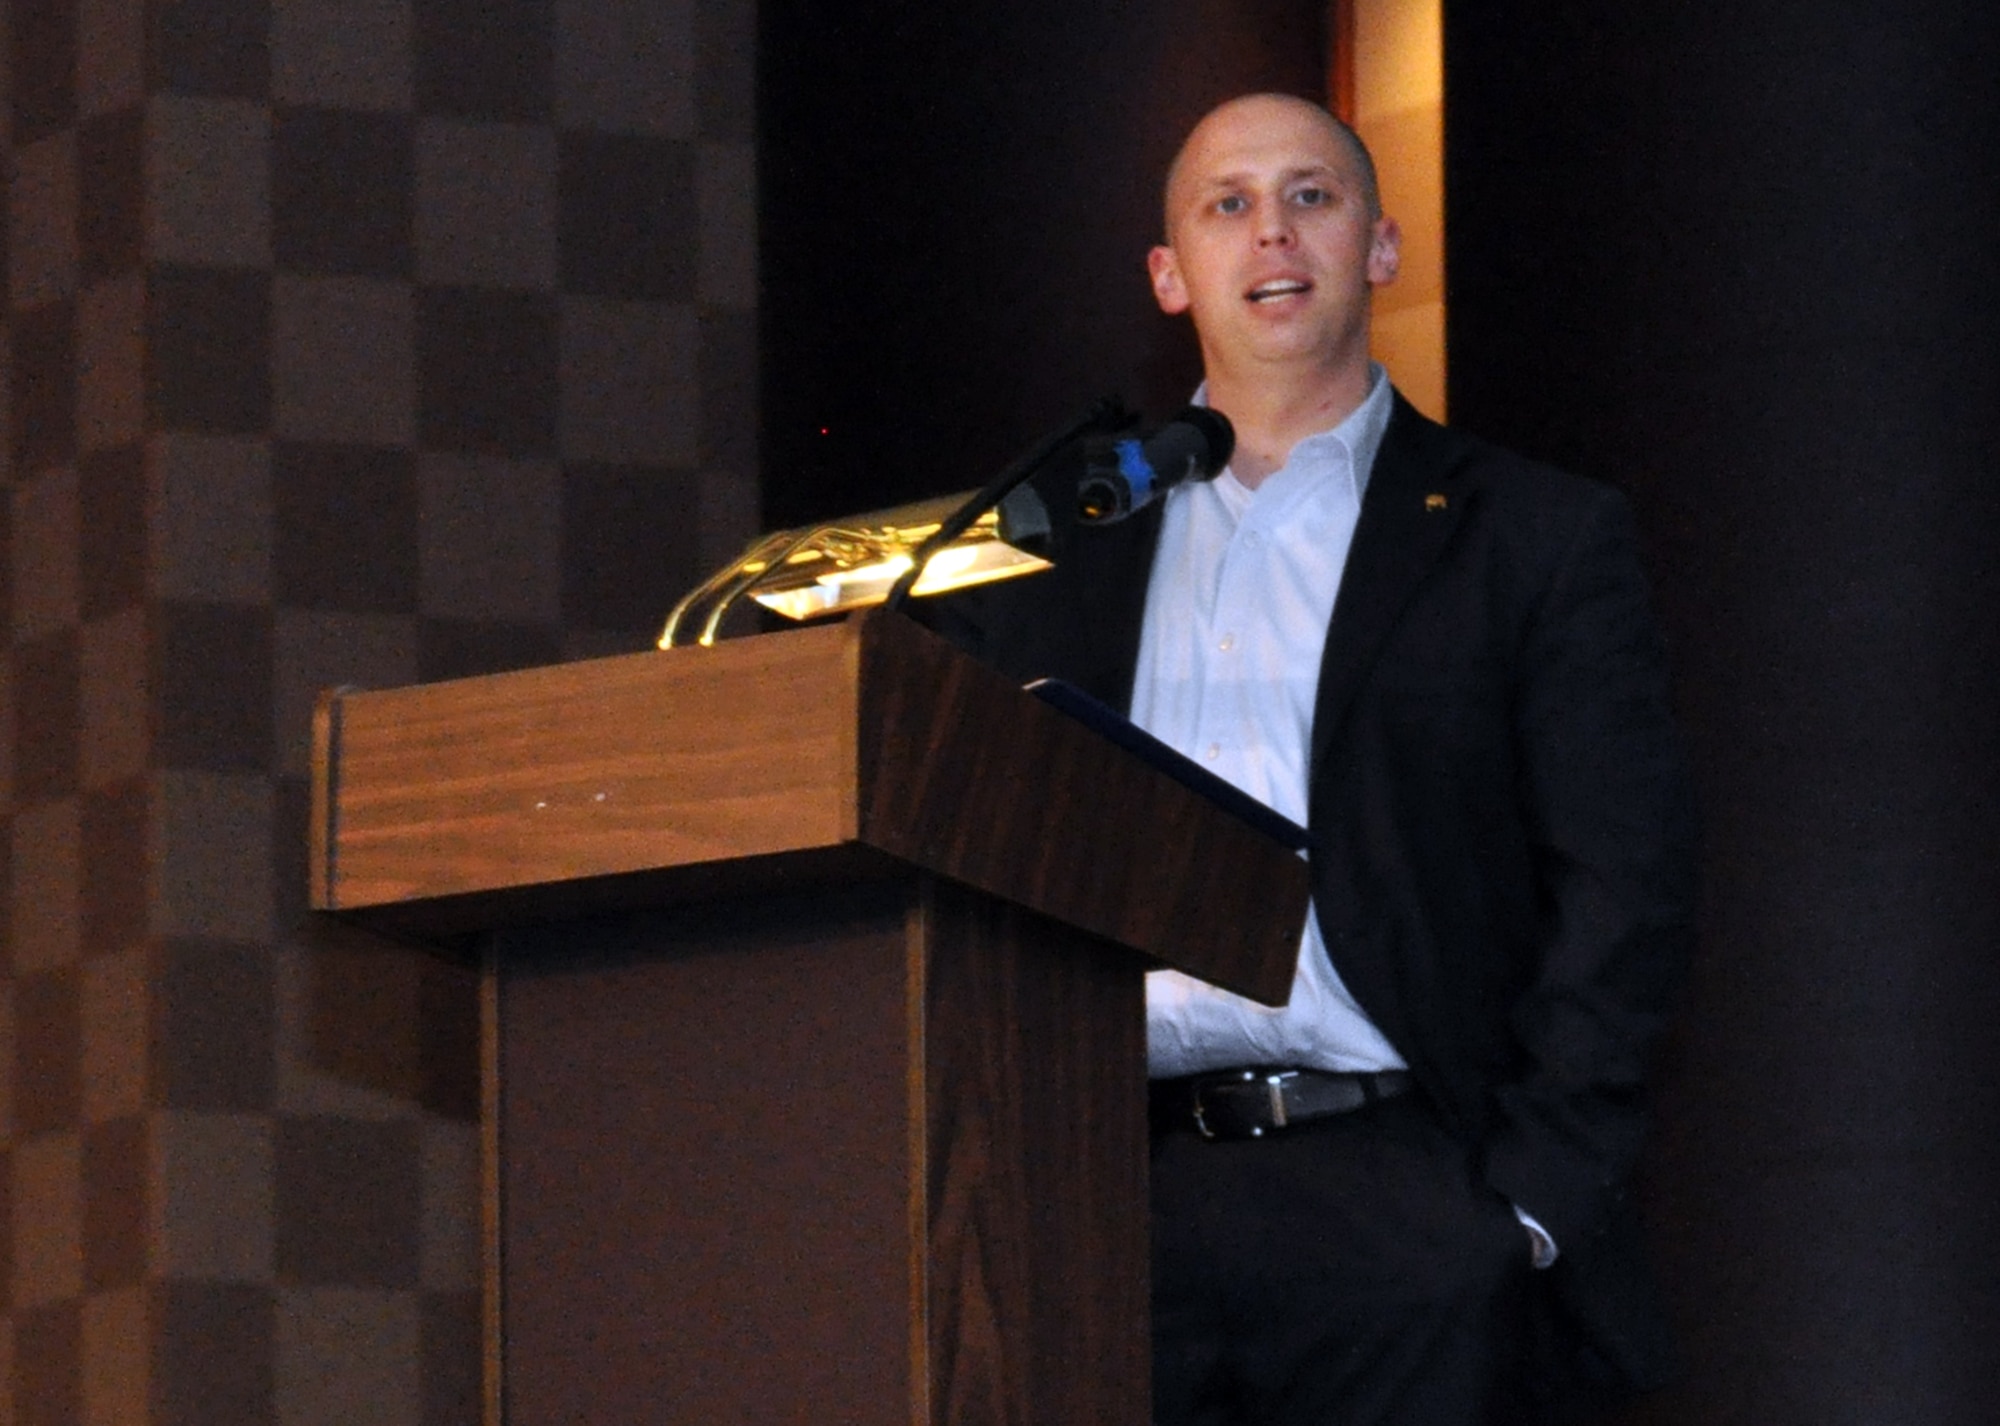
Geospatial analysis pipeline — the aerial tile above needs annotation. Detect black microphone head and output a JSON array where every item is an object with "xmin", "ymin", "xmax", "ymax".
[
  {"xmin": 1075, "ymin": 405, "xmax": 1238, "ymax": 524},
  {"xmin": 1168, "ymin": 406, "xmax": 1235, "ymax": 480}
]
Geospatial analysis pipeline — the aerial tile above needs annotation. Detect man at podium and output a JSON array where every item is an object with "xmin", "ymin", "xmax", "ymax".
[{"xmin": 935, "ymin": 94, "xmax": 1697, "ymax": 1424}]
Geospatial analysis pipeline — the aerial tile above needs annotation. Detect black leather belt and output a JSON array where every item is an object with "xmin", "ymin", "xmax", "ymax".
[{"xmin": 1152, "ymin": 1068, "xmax": 1414, "ymax": 1140}]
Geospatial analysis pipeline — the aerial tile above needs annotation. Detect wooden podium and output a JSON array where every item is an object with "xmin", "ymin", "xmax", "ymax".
[{"xmin": 310, "ymin": 610, "xmax": 1308, "ymax": 1426}]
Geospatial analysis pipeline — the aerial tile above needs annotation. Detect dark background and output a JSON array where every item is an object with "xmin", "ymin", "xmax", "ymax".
[{"xmin": 758, "ymin": 0, "xmax": 1327, "ymax": 527}]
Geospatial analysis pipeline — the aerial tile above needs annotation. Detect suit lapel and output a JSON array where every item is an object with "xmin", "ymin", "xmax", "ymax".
[{"xmin": 1310, "ymin": 396, "xmax": 1474, "ymax": 775}]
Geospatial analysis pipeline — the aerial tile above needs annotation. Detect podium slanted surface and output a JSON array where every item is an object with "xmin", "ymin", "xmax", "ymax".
[{"xmin": 310, "ymin": 611, "xmax": 1309, "ymax": 1425}]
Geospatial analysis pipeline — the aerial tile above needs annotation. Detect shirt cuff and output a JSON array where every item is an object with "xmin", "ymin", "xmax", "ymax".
[{"xmin": 1512, "ymin": 1205, "xmax": 1559, "ymax": 1269}]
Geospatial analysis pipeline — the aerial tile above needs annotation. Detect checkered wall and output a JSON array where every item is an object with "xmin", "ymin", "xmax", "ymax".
[{"xmin": 4, "ymin": 1, "xmax": 757, "ymax": 1421}]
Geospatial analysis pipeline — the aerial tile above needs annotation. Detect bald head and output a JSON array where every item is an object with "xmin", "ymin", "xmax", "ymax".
[{"xmin": 1163, "ymin": 93, "xmax": 1382, "ymax": 239}]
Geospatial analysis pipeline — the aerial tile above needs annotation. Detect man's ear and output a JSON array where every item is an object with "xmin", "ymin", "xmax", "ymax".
[
  {"xmin": 1148, "ymin": 245, "xmax": 1190, "ymax": 314},
  {"xmin": 1367, "ymin": 217, "xmax": 1403, "ymax": 286}
]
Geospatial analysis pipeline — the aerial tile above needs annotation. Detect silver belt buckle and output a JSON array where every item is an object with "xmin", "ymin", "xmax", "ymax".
[{"xmin": 1192, "ymin": 1069, "xmax": 1293, "ymax": 1139}]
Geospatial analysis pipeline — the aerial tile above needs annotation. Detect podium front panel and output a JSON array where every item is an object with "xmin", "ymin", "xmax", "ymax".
[{"xmin": 490, "ymin": 876, "xmax": 1148, "ymax": 1426}]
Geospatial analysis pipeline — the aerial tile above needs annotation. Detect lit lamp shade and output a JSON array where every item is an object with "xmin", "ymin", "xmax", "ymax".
[{"xmin": 659, "ymin": 487, "xmax": 1052, "ymax": 647}]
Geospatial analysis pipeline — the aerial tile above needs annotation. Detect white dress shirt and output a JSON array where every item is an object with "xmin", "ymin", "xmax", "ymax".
[{"xmin": 1132, "ymin": 367, "xmax": 1405, "ymax": 1079}]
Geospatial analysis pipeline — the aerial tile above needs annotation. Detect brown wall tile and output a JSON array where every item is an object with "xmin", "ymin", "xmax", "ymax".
[
  {"xmin": 557, "ymin": 133, "xmax": 696, "ymax": 301},
  {"xmin": 271, "ymin": 0, "xmax": 413, "ymax": 111},
  {"xmin": 13, "ymin": 1132, "xmax": 84, "ymax": 1308},
  {"xmin": 16, "ymin": 1300, "xmax": 83, "ymax": 1426},
  {"xmin": 156, "ymin": 938, "xmax": 275, "ymax": 1112},
  {"xmin": 8, "ymin": 0, "xmax": 81, "ymax": 142},
  {"xmin": 9, "ymin": 131, "xmax": 80, "ymax": 308},
  {"xmin": 82, "ymin": 1113, "xmax": 148, "ymax": 1288},
  {"xmin": 275, "ymin": 1117, "xmax": 420, "ymax": 1288},
  {"xmin": 555, "ymin": 0, "xmax": 697, "ymax": 137},
  {"xmin": 297, "ymin": 931, "xmax": 422, "ymax": 1106},
  {"xmin": 557, "ymin": 298, "xmax": 698, "ymax": 464},
  {"xmin": 80, "ymin": 1284, "xmax": 151, "ymax": 1425},
  {"xmin": 415, "ymin": 0, "xmax": 553, "ymax": 123},
  {"xmin": 1, "ymin": 493, "xmax": 15, "ymax": 659},
  {"xmin": 697, "ymin": 305, "xmax": 757, "ymax": 474},
  {"xmin": 153, "ymin": 1281, "xmax": 275, "ymax": 1426},
  {"xmin": 414, "ymin": 119, "xmax": 557, "ymax": 289},
  {"xmin": 415, "ymin": 286, "xmax": 558, "ymax": 456},
  {"xmin": 77, "ymin": 608, "xmax": 150, "ymax": 788},
  {"xmin": 80, "ymin": 780, "xmax": 148, "ymax": 954},
  {"xmin": 80, "ymin": 946, "xmax": 148, "ymax": 1122},
  {"xmin": 271, "ymin": 444, "xmax": 418, "ymax": 612},
  {"xmin": 148, "ymin": 267, "xmax": 272, "ymax": 435},
  {"xmin": 155, "ymin": 601, "xmax": 274, "ymax": 771},
  {"xmin": 14, "ymin": 967, "xmax": 82, "ymax": 1135},
  {"xmin": 417, "ymin": 1122, "xmax": 478, "ymax": 1292},
  {"xmin": 695, "ymin": 139, "xmax": 756, "ymax": 310},
  {"xmin": 78, "ymin": 444, "xmax": 146, "ymax": 619},
  {"xmin": 694, "ymin": 0, "xmax": 755, "ymax": 142},
  {"xmin": 9, "ymin": 799, "xmax": 83, "ymax": 973},
  {"xmin": 272, "ymin": 108, "xmax": 413, "ymax": 278},
  {"xmin": 415, "ymin": 453, "xmax": 562, "ymax": 624},
  {"xmin": 560, "ymin": 463, "xmax": 698, "ymax": 631},
  {"xmin": 153, "ymin": 771, "xmax": 275, "ymax": 943},
  {"xmin": 270, "ymin": 612, "xmax": 419, "ymax": 780},
  {"xmin": 149, "ymin": 0, "xmax": 272, "ymax": 102},
  {"xmin": 270, "ymin": 277, "xmax": 416, "ymax": 445},
  {"xmin": 151, "ymin": 1111, "xmax": 274, "ymax": 1282},
  {"xmin": 0, "ymin": 1146, "xmax": 12, "ymax": 1314},
  {"xmin": 276, "ymin": 1287, "xmax": 421, "ymax": 1426},
  {"xmin": 78, "ymin": 274, "xmax": 146, "ymax": 453},
  {"xmin": 414, "ymin": 618, "xmax": 562, "ymax": 682},
  {"xmin": 11, "ymin": 633, "xmax": 81, "ymax": 804},
  {"xmin": 149, "ymin": 434, "xmax": 274, "ymax": 604},
  {"xmin": 10, "ymin": 466, "xmax": 81, "ymax": 639},
  {"xmin": 78, "ymin": 110, "xmax": 145, "ymax": 282},
  {"xmin": 12, "ymin": 300, "xmax": 79, "ymax": 473},
  {"xmin": 78, "ymin": 0, "xmax": 145, "ymax": 117}
]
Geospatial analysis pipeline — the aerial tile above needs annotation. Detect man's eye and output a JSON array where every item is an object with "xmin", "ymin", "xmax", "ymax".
[
  {"xmin": 1293, "ymin": 186, "xmax": 1331, "ymax": 207},
  {"xmin": 1215, "ymin": 194, "xmax": 1249, "ymax": 215}
]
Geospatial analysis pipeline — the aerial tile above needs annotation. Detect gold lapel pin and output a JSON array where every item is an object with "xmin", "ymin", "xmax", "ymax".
[{"xmin": 1424, "ymin": 493, "xmax": 1448, "ymax": 512}]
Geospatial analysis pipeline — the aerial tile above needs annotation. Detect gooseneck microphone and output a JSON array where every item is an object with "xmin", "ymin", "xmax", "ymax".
[
  {"xmin": 1077, "ymin": 407, "xmax": 1235, "ymax": 523},
  {"xmin": 880, "ymin": 397, "xmax": 1127, "ymax": 616}
]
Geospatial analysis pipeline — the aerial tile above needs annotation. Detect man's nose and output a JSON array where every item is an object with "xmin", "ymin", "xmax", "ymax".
[{"xmin": 1255, "ymin": 210, "xmax": 1295, "ymax": 247}]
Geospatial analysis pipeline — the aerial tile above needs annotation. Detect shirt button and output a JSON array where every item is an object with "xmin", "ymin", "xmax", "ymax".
[
  {"xmin": 1218, "ymin": 633, "xmax": 1235, "ymax": 652},
  {"xmin": 1205, "ymin": 743, "xmax": 1221, "ymax": 761}
]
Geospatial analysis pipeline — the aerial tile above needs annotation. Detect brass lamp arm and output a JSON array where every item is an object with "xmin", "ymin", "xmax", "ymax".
[{"xmin": 657, "ymin": 528, "xmax": 795, "ymax": 649}]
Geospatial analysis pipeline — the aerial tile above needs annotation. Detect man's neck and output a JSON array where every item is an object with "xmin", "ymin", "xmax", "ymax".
[{"xmin": 1205, "ymin": 356, "xmax": 1374, "ymax": 489}]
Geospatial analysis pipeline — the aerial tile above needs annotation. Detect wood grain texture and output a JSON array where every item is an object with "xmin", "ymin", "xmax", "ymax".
[
  {"xmin": 854, "ymin": 612, "xmax": 1305, "ymax": 1005},
  {"xmin": 917, "ymin": 878, "xmax": 1150, "ymax": 1426},
  {"xmin": 494, "ymin": 887, "xmax": 917, "ymax": 1425},
  {"xmin": 318, "ymin": 625, "xmax": 859, "ymax": 910},
  {"xmin": 491, "ymin": 874, "xmax": 1152, "ymax": 1426},
  {"xmin": 314, "ymin": 612, "xmax": 1307, "ymax": 1001}
]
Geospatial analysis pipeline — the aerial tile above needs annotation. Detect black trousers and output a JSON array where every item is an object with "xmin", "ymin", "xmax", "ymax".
[{"xmin": 1151, "ymin": 1093, "xmax": 1543, "ymax": 1426}]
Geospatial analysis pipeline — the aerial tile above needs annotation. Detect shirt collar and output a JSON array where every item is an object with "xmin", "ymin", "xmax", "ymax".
[{"xmin": 1194, "ymin": 363, "xmax": 1395, "ymax": 501}]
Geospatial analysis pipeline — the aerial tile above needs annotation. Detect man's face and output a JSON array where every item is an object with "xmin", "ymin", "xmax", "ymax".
[{"xmin": 1147, "ymin": 96, "xmax": 1399, "ymax": 377}]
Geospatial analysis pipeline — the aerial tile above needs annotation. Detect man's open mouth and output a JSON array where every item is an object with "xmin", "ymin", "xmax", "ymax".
[{"xmin": 1248, "ymin": 279, "xmax": 1311, "ymax": 302}]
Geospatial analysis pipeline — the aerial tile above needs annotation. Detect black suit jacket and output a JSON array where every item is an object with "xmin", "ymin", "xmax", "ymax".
[{"xmin": 924, "ymin": 393, "xmax": 1698, "ymax": 1389}]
